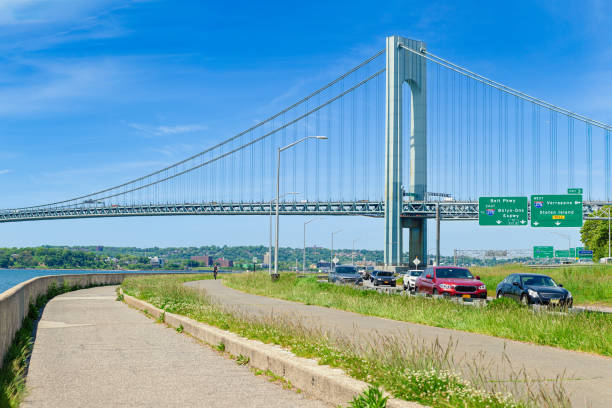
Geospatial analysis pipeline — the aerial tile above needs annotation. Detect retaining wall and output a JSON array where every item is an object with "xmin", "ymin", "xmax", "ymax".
[{"xmin": 0, "ymin": 272, "xmax": 198, "ymax": 367}]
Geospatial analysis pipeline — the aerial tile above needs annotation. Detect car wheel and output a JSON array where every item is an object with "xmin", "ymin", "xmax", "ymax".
[
  {"xmin": 520, "ymin": 294, "xmax": 529, "ymax": 305},
  {"xmin": 432, "ymin": 288, "xmax": 438, "ymax": 296},
  {"xmin": 496, "ymin": 291, "xmax": 503, "ymax": 299}
]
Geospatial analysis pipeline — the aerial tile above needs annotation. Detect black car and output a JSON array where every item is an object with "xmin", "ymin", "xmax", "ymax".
[
  {"xmin": 370, "ymin": 270, "xmax": 396, "ymax": 287},
  {"xmin": 496, "ymin": 273, "xmax": 573, "ymax": 307},
  {"xmin": 328, "ymin": 265, "xmax": 363, "ymax": 285}
]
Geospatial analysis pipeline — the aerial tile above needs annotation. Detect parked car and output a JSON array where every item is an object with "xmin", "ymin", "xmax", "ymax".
[
  {"xmin": 495, "ymin": 273, "xmax": 572, "ymax": 307},
  {"xmin": 370, "ymin": 270, "xmax": 396, "ymax": 287},
  {"xmin": 402, "ymin": 270, "xmax": 422, "ymax": 292},
  {"xmin": 328, "ymin": 265, "xmax": 363, "ymax": 285},
  {"xmin": 415, "ymin": 266, "xmax": 487, "ymax": 299}
]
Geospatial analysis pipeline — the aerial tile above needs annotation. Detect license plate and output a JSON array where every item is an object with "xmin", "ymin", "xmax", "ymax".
[
  {"xmin": 384, "ymin": 281, "xmax": 388, "ymax": 284},
  {"xmin": 550, "ymin": 299, "xmax": 559, "ymax": 305},
  {"xmin": 462, "ymin": 294, "xmax": 471, "ymax": 298}
]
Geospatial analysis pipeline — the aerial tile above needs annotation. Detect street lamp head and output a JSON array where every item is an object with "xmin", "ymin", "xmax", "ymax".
[{"xmin": 314, "ymin": 136, "xmax": 328, "ymax": 140}]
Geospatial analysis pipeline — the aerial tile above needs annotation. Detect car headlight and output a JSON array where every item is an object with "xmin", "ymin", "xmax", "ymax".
[
  {"xmin": 478, "ymin": 285, "xmax": 486, "ymax": 290},
  {"xmin": 527, "ymin": 289, "xmax": 539, "ymax": 298},
  {"xmin": 439, "ymin": 283, "xmax": 454, "ymax": 290},
  {"xmin": 567, "ymin": 291, "xmax": 572, "ymax": 298}
]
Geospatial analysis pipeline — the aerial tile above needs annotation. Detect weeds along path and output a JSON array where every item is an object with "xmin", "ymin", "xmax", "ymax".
[
  {"xmin": 184, "ymin": 279, "xmax": 612, "ymax": 408},
  {"xmin": 21, "ymin": 286, "xmax": 330, "ymax": 408}
]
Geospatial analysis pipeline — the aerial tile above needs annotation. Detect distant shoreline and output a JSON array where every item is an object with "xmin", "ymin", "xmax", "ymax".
[{"xmin": 0, "ymin": 268, "xmax": 203, "ymax": 273}]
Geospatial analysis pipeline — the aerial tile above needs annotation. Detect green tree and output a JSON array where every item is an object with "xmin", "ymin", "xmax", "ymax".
[{"xmin": 580, "ymin": 205, "xmax": 612, "ymax": 261}]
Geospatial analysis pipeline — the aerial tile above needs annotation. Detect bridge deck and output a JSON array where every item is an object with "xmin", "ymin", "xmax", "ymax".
[{"xmin": 1, "ymin": 201, "xmax": 610, "ymax": 222}]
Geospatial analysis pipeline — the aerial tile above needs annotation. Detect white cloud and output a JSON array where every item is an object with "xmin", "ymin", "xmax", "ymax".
[
  {"xmin": 0, "ymin": 57, "xmax": 127, "ymax": 116},
  {"xmin": 0, "ymin": 169, "xmax": 12, "ymax": 175},
  {"xmin": 128, "ymin": 123, "xmax": 208, "ymax": 137},
  {"xmin": 40, "ymin": 160, "xmax": 166, "ymax": 180}
]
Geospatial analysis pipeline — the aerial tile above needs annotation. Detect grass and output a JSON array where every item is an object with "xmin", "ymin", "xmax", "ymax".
[
  {"xmin": 471, "ymin": 264, "xmax": 612, "ymax": 306},
  {"xmin": 0, "ymin": 282, "xmax": 82, "ymax": 408},
  {"xmin": 223, "ymin": 272, "xmax": 612, "ymax": 356},
  {"xmin": 122, "ymin": 274, "xmax": 572, "ymax": 408}
]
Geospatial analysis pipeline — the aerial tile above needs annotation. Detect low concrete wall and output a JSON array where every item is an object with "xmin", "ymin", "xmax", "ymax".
[
  {"xmin": 0, "ymin": 272, "xmax": 199, "ymax": 367},
  {"xmin": 122, "ymin": 292, "xmax": 423, "ymax": 408}
]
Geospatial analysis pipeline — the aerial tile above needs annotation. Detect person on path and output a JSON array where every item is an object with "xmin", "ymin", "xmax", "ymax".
[{"xmin": 213, "ymin": 265, "xmax": 218, "ymax": 280}]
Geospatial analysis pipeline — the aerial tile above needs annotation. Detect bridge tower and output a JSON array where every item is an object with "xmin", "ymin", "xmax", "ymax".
[{"xmin": 384, "ymin": 35, "xmax": 427, "ymax": 268}]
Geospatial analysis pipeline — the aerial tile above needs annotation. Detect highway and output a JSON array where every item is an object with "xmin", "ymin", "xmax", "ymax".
[{"xmin": 186, "ymin": 279, "xmax": 612, "ymax": 408}]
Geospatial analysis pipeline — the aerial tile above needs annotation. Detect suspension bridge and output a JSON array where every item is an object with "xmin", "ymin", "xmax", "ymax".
[{"xmin": 1, "ymin": 36, "xmax": 611, "ymax": 267}]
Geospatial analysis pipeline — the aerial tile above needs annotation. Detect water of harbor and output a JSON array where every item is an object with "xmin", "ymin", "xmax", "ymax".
[{"xmin": 0, "ymin": 269, "xmax": 231, "ymax": 295}]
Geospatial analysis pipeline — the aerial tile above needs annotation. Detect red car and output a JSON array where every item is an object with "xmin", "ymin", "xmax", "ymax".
[{"xmin": 415, "ymin": 266, "xmax": 487, "ymax": 299}]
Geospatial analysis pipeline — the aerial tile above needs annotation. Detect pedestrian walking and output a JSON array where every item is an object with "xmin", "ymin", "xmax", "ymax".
[{"xmin": 213, "ymin": 265, "xmax": 218, "ymax": 280}]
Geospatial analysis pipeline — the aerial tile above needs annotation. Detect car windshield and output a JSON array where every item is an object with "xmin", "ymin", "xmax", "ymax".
[
  {"xmin": 335, "ymin": 266, "xmax": 358, "ymax": 275},
  {"xmin": 435, "ymin": 268, "xmax": 473, "ymax": 279},
  {"xmin": 410, "ymin": 271, "xmax": 421, "ymax": 276},
  {"xmin": 377, "ymin": 271, "xmax": 394, "ymax": 277},
  {"xmin": 521, "ymin": 276, "xmax": 557, "ymax": 287}
]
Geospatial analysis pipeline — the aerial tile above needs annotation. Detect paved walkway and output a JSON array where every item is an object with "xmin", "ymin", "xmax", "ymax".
[
  {"xmin": 23, "ymin": 286, "xmax": 330, "ymax": 408},
  {"xmin": 186, "ymin": 280, "xmax": 612, "ymax": 408}
]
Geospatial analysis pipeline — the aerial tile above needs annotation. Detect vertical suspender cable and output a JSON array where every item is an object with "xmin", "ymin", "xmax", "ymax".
[
  {"xmin": 488, "ymin": 86, "xmax": 493, "ymax": 195},
  {"xmin": 504, "ymin": 93, "xmax": 508, "ymax": 194},
  {"xmin": 316, "ymin": 94, "xmax": 320, "ymax": 202},
  {"xmin": 498, "ymin": 89, "xmax": 503, "ymax": 194},
  {"xmin": 473, "ymin": 80, "xmax": 478, "ymax": 198},
  {"xmin": 568, "ymin": 117, "xmax": 574, "ymax": 189},
  {"xmin": 466, "ymin": 76, "xmax": 471, "ymax": 198},
  {"xmin": 436, "ymin": 64, "xmax": 441, "ymax": 194},
  {"xmin": 352, "ymin": 88, "xmax": 356, "ymax": 202},
  {"xmin": 606, "ymin": 129, "xmax": 611, "ymax": 201},
  {"xmin": 328, "ymin": 102, "xmax": 332, "ymax": 201},
  {"xmin": 458, "ymin": 74, "xmax": 463, "ymax": 198},
  {"xmin": 340, "ymin": 78, "xmax": 344, "ymax": 200},
  {"xmin": 363, "ymin": 78, "xmax": 369, "ymax": 200},
  {"xmin": 587, "ymin": 124, "xmax": 592, "ymax": 200},
  {"xmin": 305, "ymin": 99, "xmax": 309, "ymax": 201},
  {"xmin": 451, "ymin": 71, "xmax": 456, "ymax": 197}
]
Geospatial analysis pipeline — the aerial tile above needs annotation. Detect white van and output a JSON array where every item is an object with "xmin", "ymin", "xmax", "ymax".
[{"xmin": 600, "ymin": 257, "xmax": 612, "ymax": 264}]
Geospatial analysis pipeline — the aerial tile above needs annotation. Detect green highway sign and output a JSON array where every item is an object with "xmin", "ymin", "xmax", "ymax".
[
  {"xmin": 478, "ymin": 197, "xmax": 528, "ymax": 226},
  {"xmin": 533, "ymin": 246, "xmax": 554, "ymax": 259},
  {"xmin": 555, "ymin": 250, "xmax": 571, "ymax": 258},
  {"xmin": 578, "ymin": 249, "xmax": 593, "ymax": 259},
  {"xmin": 567, "ymin": 188, "xmax": 583, "ymax": 194},
  {"xmin": 530, "ymin": 195, "xmax": 583, "ymax": 227},
  {"xmin": 570, "ymin": 248, "xmax": 576, "ymax": 257}
]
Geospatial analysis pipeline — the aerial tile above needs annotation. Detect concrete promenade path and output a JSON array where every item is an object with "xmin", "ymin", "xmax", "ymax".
[
  {"xmin": 186, "ymin": 280, "xmax": 612, "ymax": 408},
  {"xmin": 22, "ymin": 286, "xmax": 330, "ymax": 408}
]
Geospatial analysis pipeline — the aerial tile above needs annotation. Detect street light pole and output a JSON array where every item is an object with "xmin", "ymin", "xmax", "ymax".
[
  {"xmin": 352, "ymin": 238, "xmax": 360, "ymax": 265},
  {"xmin": 303, "ymin": 218, "xmax": 322, "ymax": 273},
  {"xmin": 551, "ymin": 231, "xmax": 571, "ymax": 261},
  {"xmin": 608, "ymin": 205, "xmax": 612, "ymax": 258},
  {"xmin": 274, "ymin": 136, "xmax": 327, "ymax": 280},
  {"xmin": 269, "ymin": 192, "xmax": 299, "ymax": 276},
  {"xmin": 331, "ymin": 229, "xmax": 342, "ymax": 269}
]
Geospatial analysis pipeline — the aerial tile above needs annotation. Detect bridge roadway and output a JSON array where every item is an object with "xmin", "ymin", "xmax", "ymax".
[
  {"xmin": 1, "ymin": 200, "xmax": 610, "ymax": 222},
  {"xmin": 22, "ymin": 286, "xmax": 329, "ymax": 408},
  {"xmin": 185, "ymin": 279, "xmax": 611, "ymax": 408}
]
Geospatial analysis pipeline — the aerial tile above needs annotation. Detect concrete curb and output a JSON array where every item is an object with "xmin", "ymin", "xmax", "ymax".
[{"xmin": 121, "ymin": 291, "xmax": 424, "ymax": 408}]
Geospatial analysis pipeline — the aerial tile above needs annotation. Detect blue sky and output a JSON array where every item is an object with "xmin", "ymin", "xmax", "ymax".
[{"xmin": 0, "ymin": 0, "xmax": 611, "ymax": 255}]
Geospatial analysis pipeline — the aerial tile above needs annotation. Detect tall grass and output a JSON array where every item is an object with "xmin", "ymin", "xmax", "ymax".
[
  {"xmin": 223, "ymin": 273, "xmax": 612, "ymax": 356},
  {"xmin": 471, "ymin": 265, "xmax": 611, "ymax": 305},
  {"xmin": 122, "ymin": 274, "xmax": 571, "ymax": 408},
  {"xmin": 0, "ymin": 282, "xmax": 80, "ymax": 408}
]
